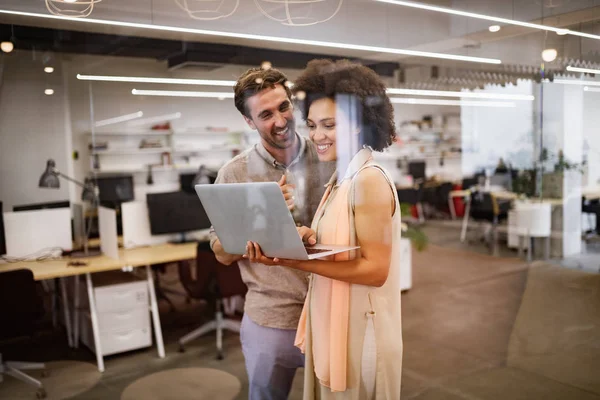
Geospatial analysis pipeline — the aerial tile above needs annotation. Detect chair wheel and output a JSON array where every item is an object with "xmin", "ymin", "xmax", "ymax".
[
  {"xmin": 178, "ymin": 345, "xmax": 186, "ymax": 353},
  {"xmin": 216, "ymin": 352, "xmax": 224, "ymax": 360},
  {"xmin": 36, "ymin": 388, "xmax": 47, "ymax": 399}
]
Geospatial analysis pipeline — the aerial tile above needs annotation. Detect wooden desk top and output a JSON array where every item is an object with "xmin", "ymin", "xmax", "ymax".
[{"xmin": 0, "ymin": 242, "xmax": 197, "ymax": 281}]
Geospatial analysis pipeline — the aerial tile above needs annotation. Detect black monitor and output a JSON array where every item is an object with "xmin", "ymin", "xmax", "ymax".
[
  {"xmin": 180, "ymin": 170, "xmax": 218, "ymax": 194},
  {"xmin": 408, "ymin": 161, "xmax": 426, "ymax": 181},
  {"xmin": 13, "ymin": 200, "xmax": 70, "ymax": 212},
  {"xmin": 95, "ymin": 175, "xmax": 134, "ymax": 205},
  {"xmin": 146, "ymin": 191, "xmax": 211, "ymax": 243}
]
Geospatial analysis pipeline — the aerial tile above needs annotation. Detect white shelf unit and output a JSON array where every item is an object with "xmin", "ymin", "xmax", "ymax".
[{"xmin": 87, "ymin": 129, "xmax": 248, "ymax": 199}]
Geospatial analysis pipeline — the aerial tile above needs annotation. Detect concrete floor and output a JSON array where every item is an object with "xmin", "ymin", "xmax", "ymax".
[{"xmin": 1, "ymin": 222, "xmax": 599, "ymax": 399}]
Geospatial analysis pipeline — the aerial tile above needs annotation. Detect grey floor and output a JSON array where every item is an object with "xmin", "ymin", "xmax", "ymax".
[{"xmin": 1, "ymin": 221, "xmax": 599, "ymax": 399}]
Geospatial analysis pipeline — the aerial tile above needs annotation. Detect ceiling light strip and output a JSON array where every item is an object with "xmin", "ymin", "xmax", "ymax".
[
  {"xmin": 375, "ymin": 0, "xmax": 600, "ymax": 41},
  {"xmin": 386, "ymin": 88, "xmax": 533, "ymax": 100},
  {"xmin": 390, "ymin": 98, "xmax": 516, "ymax": 107},
  {"xmin": 0, "ymin": 9, "xmax": 501, "ymax": 64},
  {"xmin": 553, "ymin": 79, "xmax": 600, "ymax": 87},
  {"xmin": 95, "ymin": 111, "xmax": 143, "ymax": 127},
  {"xmin": 584, "ymin": 86, "xmax": 600, "ymax": 93},
  {"xmin": 127, "ymin": 112, "xmax": 182, "ymax": 126},
  {"xmin": 131, "ymin": 89, "xmax": 234, "ymax": 98},
  {"xmin": 566, "ymin": 66, "xmax": 600, "ymax": 75},
  {"xmin": 77, "ymin": 74, "xmax": 236, "ymax": 86}
]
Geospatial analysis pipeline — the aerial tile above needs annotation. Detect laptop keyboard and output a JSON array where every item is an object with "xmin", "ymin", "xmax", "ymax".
[{"xmin": 305, "ymin": 248, "xmax": 332, "ymax": 255}]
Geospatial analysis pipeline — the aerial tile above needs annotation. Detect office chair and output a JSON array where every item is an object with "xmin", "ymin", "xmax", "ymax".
[
  {"xmin": 0, "ymin": 269, "xmax": 47, "ymax": 399},
  {"xmin": 178, "ymin": 242, "xmax": 247, "ymax": 360},
  {"xmin": 462, "ymin": 190, "xmax": 511, "ymax": 256},
  {"xmin": 582, "ymin": 198, "xmax": 600, "ymax": 236},
  {"xmin": 397, "ymin": 185, "xmax": 425, "ymax": 222}
]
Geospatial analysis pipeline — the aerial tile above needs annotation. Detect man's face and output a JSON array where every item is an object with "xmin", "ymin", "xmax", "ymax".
[{"xmin": 243, "ymin": 84, "xmax": 296, "ymax": 151}]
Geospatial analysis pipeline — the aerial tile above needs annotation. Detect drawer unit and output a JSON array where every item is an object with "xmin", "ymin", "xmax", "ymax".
[
  {"xmin": 76, "ymin": 271, "xmax": 152, "ymax": 356},
  {"xmin": 80, "ymin": 314, "xmax": 151, "ymax": 356}
]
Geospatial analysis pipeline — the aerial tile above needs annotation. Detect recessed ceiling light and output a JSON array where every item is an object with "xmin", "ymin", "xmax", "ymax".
[
  {"xmin": 261, "ymin": 61, "xmax": 272, "ymax": 70},
  {"xmin": 45, "ymin": 89, "xmax": 54, "ymax": 95},
  {"xmin": 0, "ymin": 41, "xmax": 13, "ymax": 53},
  {"xmin": 541, "ymin": 48, "xmax": 558, "ymax": 62},
  {"xmin": 566, "ymin": 66, "xmax": 600, "ymax": 74},
  {"xmin": 375, "ymin": 0, "xmax": 600, "ymax": 41},
  {"xmin": 44, "ymin": 67, "xmax": 55, "ymax": 73},
  {"xmin": 583, "ymin": 86, "xmax": 600, "ymax": 93},
  {"xmin": 0, "ymin": 9, "xmax": 502, "ymax": 65},
  {"xmin": 131, "ymin": 89, "xmax": 235, "ymax": 98},
  {"xmin": 488, "ymin": 25, "xmax": 501, "ymax": 33}
]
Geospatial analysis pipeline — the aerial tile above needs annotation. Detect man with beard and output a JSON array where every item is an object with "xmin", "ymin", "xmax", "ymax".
[{"xmin": 209, "ymin": 67, "xmax": 334, "ymax": 400}]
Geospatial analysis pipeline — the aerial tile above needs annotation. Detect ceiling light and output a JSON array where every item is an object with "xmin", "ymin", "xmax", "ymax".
[
  {"xmin": 583, "ymin": 86, "xmax": 600, "ymax": 93},
  {"xmin": 64, "ymin": 0, "xmax": 78, "ymax": 3},
  {"xmin": 95, "ymin": 111, "xmax": 144, "ymax": 127},
  {"xmin": 131, "ymin": 89, "xmax": 235, "ymax": 98},
  {"xmin": 1, "ymin": 41, "xmax": 13, "ymax": 53},
  {"xmin": 566, "ymin": 66, "xmax": 600, "ymax": 75},
  {"xmin": 375, "ymin": 0, "xmax": 600, "ymax": 41},
  {"xmin": 488, "ymin": 25, "xmax": 501, "ymax": 33},
  {"xmin": 541, "ymin": 48, "xmax": 558, "ymax": 62},
  {"xmin": 44, "ymin": 66, "xmax": 55, "ymax": 73},
  {"xmin": 261, "ymin": 61, "xmax": 272, "ymax": 70},
  {"xmin": 553, "ymin": 79, "xmax": 600, "ymax": 87},
  {"xmin": 390, "ymin": 98, "xmax": 516, "ymax": 107},
  {"xmin": 77, "ymin": 74, "xmax": 236, "ymax": 86},
  {"xmin": 45, "ymin": 89, "xmax": 54, "ymax": 95},
  {"xmin": 386, "ymin": 88, "xmax": 533, "ymax": 100},
  {"xmin": 0, "ymin": 9, "xmax": 502, "ymax": 65},
  {"xmin": 127, "ymin": 112, "xmax": 182, "ymax": 127}
]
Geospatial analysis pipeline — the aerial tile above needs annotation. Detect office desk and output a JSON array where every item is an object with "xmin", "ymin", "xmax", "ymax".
[{"xmin": 0, "ymin": 242, "xmax": 197, "ymax": 372}]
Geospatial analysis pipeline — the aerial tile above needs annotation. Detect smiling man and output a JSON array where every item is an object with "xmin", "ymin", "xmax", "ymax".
[{"xmin": 209, "ymin": 66, "xmax": 334, "ymax": 400}]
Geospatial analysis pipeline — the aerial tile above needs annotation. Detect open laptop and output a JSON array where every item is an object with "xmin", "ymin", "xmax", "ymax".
[{"xmin": 195, "ymin": 182, "xmax": 358, "ymax": 260}]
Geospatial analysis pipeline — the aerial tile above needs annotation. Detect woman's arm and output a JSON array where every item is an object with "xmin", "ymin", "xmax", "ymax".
[{"xmin": 246, "ymin": 168, "xmax": 394, "ymax": 287}]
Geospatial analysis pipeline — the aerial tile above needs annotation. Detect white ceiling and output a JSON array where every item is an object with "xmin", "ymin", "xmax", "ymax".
[{"xmin": 0, "ymin": 0, "xmax": 599, "ymax": 68}]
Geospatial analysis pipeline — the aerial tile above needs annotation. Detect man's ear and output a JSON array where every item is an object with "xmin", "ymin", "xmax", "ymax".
[{"xmin": 244, "ymin": 115, "xmax": 256, "ymax": 130}]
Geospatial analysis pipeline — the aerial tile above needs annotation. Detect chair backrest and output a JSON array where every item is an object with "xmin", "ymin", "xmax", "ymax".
[
  {"xmin": 178, "ymin": 242, "xmax": 247, "ymax": 300},
  {"xmin": 0, "ymin": 269, "xmax": 44, "ymax": 339},
  {"xmin": 462, "ymin": 177, "xmax": 478, "ymax": 190}
]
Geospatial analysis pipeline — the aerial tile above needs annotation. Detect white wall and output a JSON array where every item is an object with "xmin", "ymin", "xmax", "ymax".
[
  {"xmin": 583, "ymin": 85, "xmax": 600, "ymax": 186},
  {"xmin": 0, "ymin": 51, "xmax": 71, "ymax": 211}
]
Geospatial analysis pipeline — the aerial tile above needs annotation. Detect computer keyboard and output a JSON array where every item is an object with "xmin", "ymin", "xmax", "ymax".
[{"xmin": 305, "ymin": 248, "xmax": 332, "ymax": 255}]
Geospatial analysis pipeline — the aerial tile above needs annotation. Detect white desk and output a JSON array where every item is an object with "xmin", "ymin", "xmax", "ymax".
[{"xmin": 0, "ymin": 242, "xmax": 197, "ymax": 372}]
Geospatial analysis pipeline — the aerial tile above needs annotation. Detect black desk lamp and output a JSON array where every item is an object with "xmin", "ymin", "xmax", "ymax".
[{"xmin": 39, "ymin": 159, "xmax": 101, "ymax": 257}]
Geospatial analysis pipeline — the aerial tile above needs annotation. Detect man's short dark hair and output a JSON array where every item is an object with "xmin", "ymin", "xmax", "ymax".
[
  {"xmin": 234, "ymin": 68, "xmax": 292, "ymax": 119},
  {"xmin": 292, "ymin": 59, "xmax": 396, "ymax": 151}
]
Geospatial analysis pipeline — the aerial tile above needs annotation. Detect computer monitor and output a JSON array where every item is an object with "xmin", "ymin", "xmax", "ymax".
[
  {"xmin": 408, "ymin": 161, "xmax": 426, "ymax": 181},
  {"xmin": 95, "ymin": 175, "xmax": 134, "ymax": 205},
  {"xmin": 146, "ymin": 191, "xmax": 211, "ymax": 242},
  {"xmin": 180, "ymin": 169, "xmax": 217, "ymax": 194},
  {"xmin": 490, "ymin": 173, "xmax": 513, "ymax": 191},
  {"xmin": 13, "ymin": 200, "xmax": 70, "ymax": 212}
]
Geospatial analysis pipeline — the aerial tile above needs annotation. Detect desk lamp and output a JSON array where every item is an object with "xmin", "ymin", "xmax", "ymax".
[{"xmin": 38, "ymin": 159, "xmax": 101, "ymax": 257}]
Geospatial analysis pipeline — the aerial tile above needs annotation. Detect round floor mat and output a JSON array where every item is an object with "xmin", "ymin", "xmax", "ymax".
[
  {"xmin": 0, "ymin": 360, "xmax": 101, "ymax": 400},
  {"xmin": 121, "ymin": 368, "xmax": 241, "ymax": 400}
]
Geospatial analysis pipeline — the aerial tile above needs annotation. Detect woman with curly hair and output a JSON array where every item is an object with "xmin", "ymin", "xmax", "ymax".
[{"xmin": 245, "ymin": 59, "xmax": 403, "ymax": 399}]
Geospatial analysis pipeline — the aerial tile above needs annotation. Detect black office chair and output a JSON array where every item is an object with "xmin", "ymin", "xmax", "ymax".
[
  {"xmin": 0, "ymin": 269, "xmax": 47, "ymax": 399},
  {"xmin": 397, "ymin": 185, "xmax": 424, "ymax": 222},
  {"xmin": 178, "ymin": 242, "xmax": 247, "ymax": 360},
  {"xmin": 583, "ymin": 198, "xmax": 600, "ymax": 235},
  {"xmin": 465, "ymin": 191, "xmax": 511, "ymax": 255}
]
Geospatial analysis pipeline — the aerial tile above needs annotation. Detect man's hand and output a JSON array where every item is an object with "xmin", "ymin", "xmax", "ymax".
[
  {"xmin": 212, "ymin": 238, "xmax": 243, "ymax": 266},
  {"xmin": 297, "ymin": 226, "xmax": 317, "ymax": 245},
  {"xmin": 278, "ymin": 175, "xmax": 296, "ymax": 211}
]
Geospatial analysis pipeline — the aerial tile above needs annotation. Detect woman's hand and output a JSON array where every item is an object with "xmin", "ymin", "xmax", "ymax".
[
  {"xmin": 243, "ymin": 241, "xmax": 299, "ymax": 267},
  {"xmin": 278, "ymin": 175, "xmax": 296, "ymax": 211},
  {"xmin": 297, "ymin": 226, "xmax": 317, "ymax": 245}
]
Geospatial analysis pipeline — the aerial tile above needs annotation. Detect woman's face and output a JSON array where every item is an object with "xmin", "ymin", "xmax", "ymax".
[{"xmin": 307, "ymin": 97, "xmax": 337, "ymax": 162}]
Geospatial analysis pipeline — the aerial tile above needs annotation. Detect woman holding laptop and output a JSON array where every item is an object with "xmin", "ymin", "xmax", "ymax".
[{"xmin": 245, "ymin": 59, "xmax": 403, "ymax": 400}]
